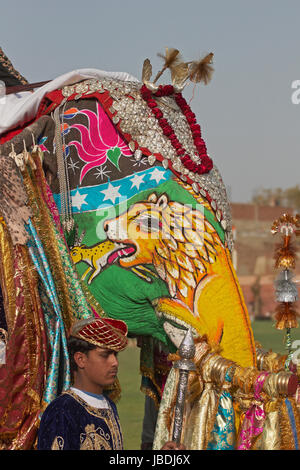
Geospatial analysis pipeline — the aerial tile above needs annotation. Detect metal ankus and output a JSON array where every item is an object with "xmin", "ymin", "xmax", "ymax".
[{"xmin": 172, "ymin": 328, "xmax": 196, "ymax": 445}]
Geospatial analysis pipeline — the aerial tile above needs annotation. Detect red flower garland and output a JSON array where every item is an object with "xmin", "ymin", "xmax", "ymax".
[{"xmin": 140, "ymin": 84, "xmax": 213, "ymax": 175}]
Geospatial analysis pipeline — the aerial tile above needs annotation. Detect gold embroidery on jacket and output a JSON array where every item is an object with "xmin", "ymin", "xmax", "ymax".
[
  {"xmin": 80, "ymin": 424, "xmax": 111, "ymax": 450},
  {"xmin": 64, "ymin": 390, "xmax": 123, "ymax": 450},
  {"xmin": 51, "ymin": 436, "xmax": 64, "ymax": 450}
]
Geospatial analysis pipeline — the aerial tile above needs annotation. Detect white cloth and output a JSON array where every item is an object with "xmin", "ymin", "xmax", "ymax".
[
  {"xmin": 0, "ymin": 68, "xmax": 139, "ymax": 137},
  {"xmin": 70, "ymin": 387, "xmax": 109, "ymax": 409}
]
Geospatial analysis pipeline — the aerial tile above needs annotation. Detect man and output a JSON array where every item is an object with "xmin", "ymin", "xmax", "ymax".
[{"xmin": 37, "ymin": 316, "xmax": 183, "ymax": 450}]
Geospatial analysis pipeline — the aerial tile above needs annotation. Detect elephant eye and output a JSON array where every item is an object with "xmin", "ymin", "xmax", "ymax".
[{"xmin": 138, "ymin": 215, "xmax": 160, "ymax": 232}]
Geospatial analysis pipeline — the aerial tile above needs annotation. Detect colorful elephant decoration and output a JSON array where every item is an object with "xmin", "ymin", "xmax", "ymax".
[{"xmin": 0, "ymin": 49, "xmax": 299, "ymax": 450}]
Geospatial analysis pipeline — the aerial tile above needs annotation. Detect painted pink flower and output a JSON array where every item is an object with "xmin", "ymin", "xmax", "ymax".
[{"xmin": 67, "ymin": 102, "xmax": 132, "ymax": 183}]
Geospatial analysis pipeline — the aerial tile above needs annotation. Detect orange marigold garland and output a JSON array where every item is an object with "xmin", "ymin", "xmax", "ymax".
[{"xmin": 271, "ymin": 214, "xmax": 300, "ymax": 369}]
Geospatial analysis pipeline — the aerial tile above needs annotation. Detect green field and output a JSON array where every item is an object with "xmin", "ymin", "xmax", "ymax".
[
  {"xmin": 117, "ymin": 342, "xmax": 144, "ymax": 450},
  {"xmin": 252, "ymin": 319, "xmax": 300, "ymax": 355},
  {"xmin": 117, "ymin": 320, "xmax": 300, "ymax": 450}
]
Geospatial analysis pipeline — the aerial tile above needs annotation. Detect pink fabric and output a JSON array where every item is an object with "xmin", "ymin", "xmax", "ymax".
[
  {"xmin": 237, "ymin": 372, "xmax": 269, "ymax": 450},
  {"xmin": 91, "ymin": 305, "xmax": 101, "ymax": 318}
]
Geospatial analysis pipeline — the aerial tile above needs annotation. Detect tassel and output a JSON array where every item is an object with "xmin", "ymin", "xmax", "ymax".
[
  {"xmin": 274, "ymin": 237, "xmax": 297, "ymax": 270},
  {"xmin": 171, "ymin": 62, "xmax": 190, "ymax": 90},
  {"xmin": 274, "ymin": 302, "xmax": 299, "ymax": 330},
  {"xmin": 271, "ymin": 213, "xmax": 300, "ymax": 333},
  {"xmin": 271, "ymin": 213, "xmax": 300, "ymax": 236},
  {"xmin": 189, "ymin": 53, "xmax": 214, "ymax": 85},
  {"xmin": 275, "ymin": 270, "xmax": 298, "ymax": 303},
  {"xmin": 154, "ymin": 48, "xmax": 182, "ymax": 83}
]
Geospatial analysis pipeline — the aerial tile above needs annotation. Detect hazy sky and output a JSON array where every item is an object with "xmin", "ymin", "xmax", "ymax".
[{"xmin": 2, "ymin": 0, "xmax": 300, "ymax": 202}]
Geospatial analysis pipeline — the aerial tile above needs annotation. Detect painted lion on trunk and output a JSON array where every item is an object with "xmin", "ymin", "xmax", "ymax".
[{"xmin": 103, "ymin": 191, "xmax": 256, "ymax": 367}]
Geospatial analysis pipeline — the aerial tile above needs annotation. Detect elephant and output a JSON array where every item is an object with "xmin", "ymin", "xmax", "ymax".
[{"xmin": 0, "ymin": 68, "xmax": 259, "ymax": 449}]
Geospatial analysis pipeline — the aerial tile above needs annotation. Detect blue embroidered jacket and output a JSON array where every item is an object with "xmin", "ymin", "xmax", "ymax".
[{"xmin": 37, "ymin": 389, "xmax": 123, "ymax": 450}]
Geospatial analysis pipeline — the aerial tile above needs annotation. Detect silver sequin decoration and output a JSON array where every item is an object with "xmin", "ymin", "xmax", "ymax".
[{"xmin": 61, "ymin": 78, "xmax": 234, "ymax": 250}]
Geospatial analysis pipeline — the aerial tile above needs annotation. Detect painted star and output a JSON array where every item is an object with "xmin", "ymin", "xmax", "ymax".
[
  {"xmin": 67, "ymin": 157, "xmax": 80, "ymax": 173},
  {"xmin": 130, "ymin": 173, "xmax": 145, "ymax": 190},
  {"xmin": 101, "ymin": 182, "xmax": 122, "ymax": 204},
  {"xmin": 149, "ymin": 168, "xmax": 166, "ymax": 184},
  {"xmin": 131, "ymin": 156, "xmax": 148, "ymax": 167},
  {"xmin": 94, "ymin": 165, "xmax": 111, "ymax": 180},
  {"xmin": 72, "ymin": 190, "xmax": 89, "ymax": 210}
]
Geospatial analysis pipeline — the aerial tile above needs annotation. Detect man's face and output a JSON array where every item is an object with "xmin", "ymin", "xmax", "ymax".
[{"xmin": 75, "ymin": 347, "xmax": 119, "ymax": 392}]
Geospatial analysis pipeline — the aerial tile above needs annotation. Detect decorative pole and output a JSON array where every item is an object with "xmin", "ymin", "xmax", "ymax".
[
  {"xmin": 172, "ymin": 329, "xmax": 196, "ymax": 445},
  {"xmin": 271, "ymin": 213, "xmax": 300, "ymax": 369}
]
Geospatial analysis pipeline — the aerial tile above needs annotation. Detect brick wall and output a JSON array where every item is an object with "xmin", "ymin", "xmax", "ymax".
[{"xmin": 231, "ymin": 203, "xmax": 295, "ymax": 222}]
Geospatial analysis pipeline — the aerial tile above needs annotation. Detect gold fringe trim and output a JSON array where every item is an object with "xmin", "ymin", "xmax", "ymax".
[
  {"xmin": 140, "ymin": 385, "xmax": 160, "ymax": 409},
  {"xmin": 80, "ymin": 281, "xmax": 106, "ymax": 318},
  {"xmin": 140, "ymin": 365, "xmax": 163, "ymax": 398},
  {"xmin": 264, "ymin": 351, "xmax": 287, "ymax": 373},
  {"xmin": 232, "ymin": 366, "xmax": 259, "ymax": 395},
  {"xmin": 279, "ymin": 397, "xmax": 300, "ymax": 450},
  {"xmin": 0, "ymin": 220, "xmax": 16, "ymax": 336}
]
